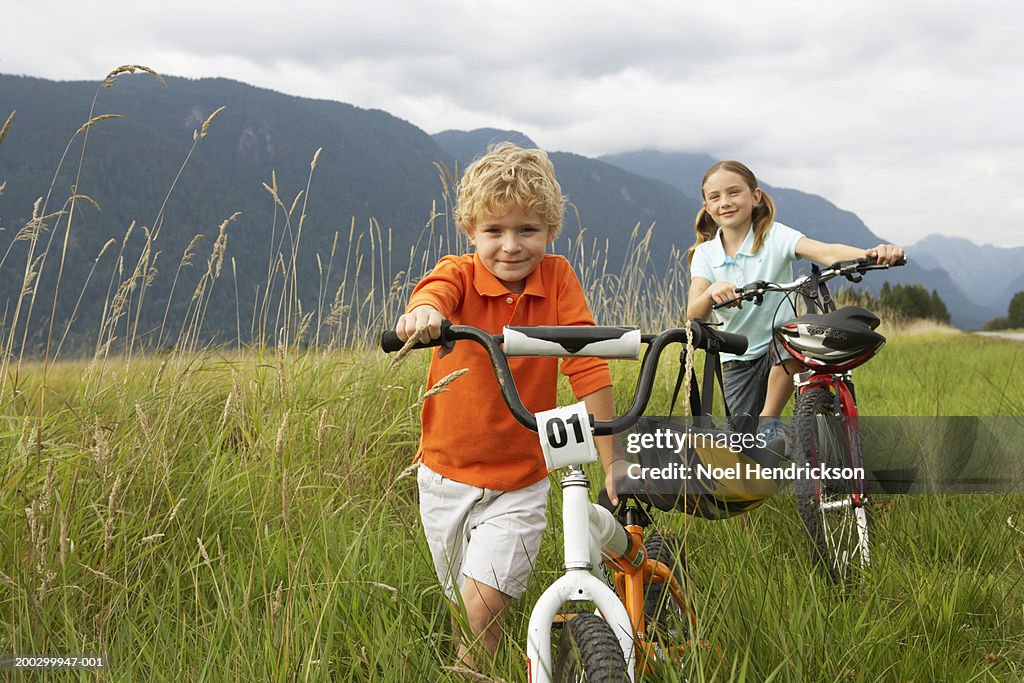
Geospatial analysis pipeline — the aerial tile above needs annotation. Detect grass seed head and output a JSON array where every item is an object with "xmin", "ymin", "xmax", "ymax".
[
  {"xmin": 103, "ymin": 64, "xmax": 165, "ymax": 88},
  {"xmin": 199, "ymin": 106, "xmax": 226, "ymax": 139},
  {"xmin": 419, "ymin": 368, "xmax": 468, "ymax": 403},
  {"xmin": 0, "ymin": 110, "xmax": 13, "ymax": 146},
  {"xmin": 76, "ymin": 114, "xmax": 124, "ymax": 136}
]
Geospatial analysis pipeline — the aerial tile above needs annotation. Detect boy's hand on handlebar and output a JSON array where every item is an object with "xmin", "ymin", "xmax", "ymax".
[
  {"xmin": 708, "ymin": 281, "xmax": 742, "ymax": 309},
  {"xmin": 604, "ymin": 458, "xmax": 632, "ymax": 508},
  {"xmin": 866, "ymin": 244, "xmax": 905, "ymax": 266},
  {"xmin": 396, "ymin": 305, "xmax": 451, "ymax": 357}
]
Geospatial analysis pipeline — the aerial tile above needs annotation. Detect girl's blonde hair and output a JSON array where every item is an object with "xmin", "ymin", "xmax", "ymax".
[
  {"xmin": 455, "ymin": 142, "xmax": 565, "ymax": 241},
  {"xmin": 687, "ymin": 160, "xmax": 776, "ymax": 265}
]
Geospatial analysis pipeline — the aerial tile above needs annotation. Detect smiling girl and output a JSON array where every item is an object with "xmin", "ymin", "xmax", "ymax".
[{"xmin": 685, "ymin": 160, "xmax": 904, "ymax": 436}]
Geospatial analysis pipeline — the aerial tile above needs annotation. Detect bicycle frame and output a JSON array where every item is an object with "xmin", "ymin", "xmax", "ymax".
[
  {"xmin": 604, "ymin": 515, "xmax": 696, "ymax": 672},
  {"xmin": 528, "ymin": 469, "xmax": 700, "ymax": 682}
]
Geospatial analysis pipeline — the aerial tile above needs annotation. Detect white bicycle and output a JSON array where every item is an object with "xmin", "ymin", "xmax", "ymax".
[{"xmin": 383, "ymin": 320, "xmax": 748, "ymax": 681}]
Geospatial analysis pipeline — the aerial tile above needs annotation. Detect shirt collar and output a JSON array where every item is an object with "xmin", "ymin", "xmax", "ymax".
[
  {"xmin": 472, "ymin": 252, "xmax": 547, "ymax": 298},
  {"xmin": 707, "ymin": 225, "xmax": 755, "ymax": 266}
]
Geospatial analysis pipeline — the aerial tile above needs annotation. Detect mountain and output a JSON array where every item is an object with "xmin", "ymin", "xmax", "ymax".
[
  {"xmin": 0, "ymin": 74, "xmax": 1000, "ymax": 354},
  {"xmin": 600, "ymin": 150, "xmax": 999, "ymax": 329},
  {"xmin": 0, "ymin": 76, "xmax": 700, "ymax": 353},
  {"xmin": 432, "ymin": 128, "xmax": 539, "ymax": 167},
  {"xmin": 0, "ymin": 73, "xmax": 457, "ymax": 352},
  {"xmin": 601, "ymin": 150, "xmax": 882, "ymax": 246},
  {"xmin": 908, "ymin": 235, "xmax": 1024, "ymax": 315}
]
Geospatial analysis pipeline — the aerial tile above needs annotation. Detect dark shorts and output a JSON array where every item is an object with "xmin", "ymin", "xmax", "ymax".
[{"xmin": 722, "ymin": 343, "xmax": 793, "ymax": 434}]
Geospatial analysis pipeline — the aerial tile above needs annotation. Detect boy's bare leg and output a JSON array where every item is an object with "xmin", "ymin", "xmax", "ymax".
[
  {"xmin": 761, "ymin": 359, "xmax": 803, "ymax": 418},
  {"xmin": 453, "ymin": 577, "xmax": 513, "ymax": 669}
]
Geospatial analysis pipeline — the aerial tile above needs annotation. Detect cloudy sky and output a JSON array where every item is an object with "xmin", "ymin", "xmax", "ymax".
[{"xmin": 3, "ymin": 1, "xmax": 1023, "ymax": 247}]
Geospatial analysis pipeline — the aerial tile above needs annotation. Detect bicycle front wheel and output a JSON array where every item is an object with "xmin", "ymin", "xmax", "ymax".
[
  {"xmin": 791, "ymin": 386, "xmax": 871, "ymax": 583},
  {"xmin": 552, "ymin": 613, "xmax": 629, "ymax": 682}
]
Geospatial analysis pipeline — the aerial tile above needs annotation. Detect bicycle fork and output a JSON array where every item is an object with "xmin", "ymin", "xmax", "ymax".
[{"xmin": 526, "ymin": 468, "xmax": 637, "ymax": 683}]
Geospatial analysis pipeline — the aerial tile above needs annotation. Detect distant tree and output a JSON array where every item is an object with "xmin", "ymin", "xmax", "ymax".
[
  {"xmin": 1008, "ymin": 291, "xmax": 1024, "ymax": 329},
  {"xmin": 984, "ymin": 317, "xmax": 1010, "ymax": 331},
  {"xmin": 985, "ymin": 291, "xmax": 1024, "ymax": 330},
  {"xmin": 877, "ymin": 283, "xmax": 949, "ymax": 322},
  {"xmin": 928, "ymin": 289, "xmax": 951, "ymax": 324}
]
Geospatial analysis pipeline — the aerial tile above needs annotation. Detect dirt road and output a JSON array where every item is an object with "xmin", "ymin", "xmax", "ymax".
[{"xmin": 974, "ymin": 332, "xmax": 1024, "ymax": 342}]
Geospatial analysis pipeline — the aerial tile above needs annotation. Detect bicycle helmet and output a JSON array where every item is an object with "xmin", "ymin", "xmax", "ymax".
[{"xmin": 774, "ymin": 306, "xmax": 885, "ymax": 372}]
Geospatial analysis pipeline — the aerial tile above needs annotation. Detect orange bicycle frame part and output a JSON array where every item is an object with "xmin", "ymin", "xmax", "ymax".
[{"xmin": 602, "ymin": 524, "xmax": 696, "ymax": 674}]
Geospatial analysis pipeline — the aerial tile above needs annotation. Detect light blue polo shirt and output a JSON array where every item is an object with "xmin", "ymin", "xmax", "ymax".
[{"xmin": 690, "ymin": 222, "xmax": 804, "ymax": 361}]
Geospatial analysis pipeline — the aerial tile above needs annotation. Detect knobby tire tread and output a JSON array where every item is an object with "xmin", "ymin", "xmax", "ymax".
[
  {"xmin": 792, "ymin": 386, "xmax": 870, "ymax": 584},
  {"xmin": 642, "ymin": 531, "xmax": 686, "ymax": 636},
  {"xmin": 552, "ymin": 612, "xmax": 628, "ymax": 682}
]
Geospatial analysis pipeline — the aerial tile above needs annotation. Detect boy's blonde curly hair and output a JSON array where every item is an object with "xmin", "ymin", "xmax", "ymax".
[{"xmin": 455, "ymin": 142, "xmax": 565, "ymax": 241}]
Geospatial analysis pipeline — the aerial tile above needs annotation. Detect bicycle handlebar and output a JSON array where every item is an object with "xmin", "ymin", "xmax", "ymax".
[
  {"xmin": 711, "ymin": 256, "xmax": 907, "ymax": 310},
  {"xmin": 380, "ymin": 320, "xmax": 747, "ymax": 435}
]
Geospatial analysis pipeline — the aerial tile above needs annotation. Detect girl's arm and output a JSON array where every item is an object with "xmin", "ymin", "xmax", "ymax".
[
  {"xmin": 795, "ymin": 238, "xmax": 904, "ymax": 266},
  {"xmin": 687, "ymin": 278, "xmax": 713, "ymax": 320},
  {"xmin": 687, "ymin": 277, "xmax": 745, "ymax": 318}
]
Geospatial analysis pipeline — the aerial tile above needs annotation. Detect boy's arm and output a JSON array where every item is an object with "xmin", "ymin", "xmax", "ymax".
[
  {"xmin": 395, "ymin": 256, "xmax": 467, "ymax": 352},
  {"xmin": 582, "ymin": 386, "xmax": 626, "ymax": 506}
]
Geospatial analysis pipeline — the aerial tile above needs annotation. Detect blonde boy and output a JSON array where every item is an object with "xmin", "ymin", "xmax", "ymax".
[{"xmin": 395, "ymin": 143, "xmax": 623, "ymax": 666}]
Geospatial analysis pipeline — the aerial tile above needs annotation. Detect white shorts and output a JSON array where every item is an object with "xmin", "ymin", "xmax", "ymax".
[{"xmin": 417, "ymin": 463, "xmax": 550, "ymax": 600}]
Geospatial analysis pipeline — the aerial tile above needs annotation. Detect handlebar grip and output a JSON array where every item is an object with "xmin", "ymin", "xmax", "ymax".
[
  {"xmin": 503, "ymin": 326, "xmax": 641, "ymax": 358},
  {"xmin": 710, "ymin": 329, "xmax": 748, "ymax": 356},
  {"xmin": 686, "ymin": 320, "xmax": 748, "ymax": 355},
  {"xmin": 380, "ymin": 320, "xmax": 453, "ymax": 353},
  {"xmin": 711, "ymin": 297, "xmax": 737, "ymax": 311},
  {"xmin": 837, "ymin": 255, "xmax": 908, "ymax": 269}
]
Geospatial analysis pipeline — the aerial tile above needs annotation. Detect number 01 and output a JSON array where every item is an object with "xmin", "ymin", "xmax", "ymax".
[{"xmin": 545, "ymin": 413, "xmax": 584, "ymax": 449}]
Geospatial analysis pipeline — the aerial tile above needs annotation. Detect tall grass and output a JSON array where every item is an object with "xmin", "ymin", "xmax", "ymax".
[
  {"xmin": 2, "ymin": 67, "xmax": 1022, "ymax": 682},
  {"xmin": 2, "ymin": 338, "xmax": 1022, "ymax": 681}
]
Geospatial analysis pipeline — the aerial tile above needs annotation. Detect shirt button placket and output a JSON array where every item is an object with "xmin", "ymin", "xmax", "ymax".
[{"xmin": 505, "ymin": 295, "xmax": 518, "ymax": 323}]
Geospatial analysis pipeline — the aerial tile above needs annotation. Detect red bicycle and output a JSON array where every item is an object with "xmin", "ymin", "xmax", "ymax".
[{"xmin": 715, "ymin": 256, "xmax": 906, "ymax": 582}]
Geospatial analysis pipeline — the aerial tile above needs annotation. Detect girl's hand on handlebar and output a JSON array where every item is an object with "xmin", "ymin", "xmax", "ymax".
[
  {"xmin": 866, "ymin": 244, "xmax": 905, "ymax": 266},
  {"xmin": 708, "ymin": 280, "xmax": 743, "ymax": 309},
  {"xmin": 396, "ymin": 305, "xmax": 451, "ymax": 357}
]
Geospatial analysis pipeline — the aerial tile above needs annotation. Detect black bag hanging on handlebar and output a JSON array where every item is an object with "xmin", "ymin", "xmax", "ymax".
[{"xmin": 622, "ymin": 325, "xmax": 783, "ymax": 520}]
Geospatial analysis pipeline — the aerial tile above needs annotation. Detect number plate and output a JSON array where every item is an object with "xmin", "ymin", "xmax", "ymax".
[{"xmin": 536, "ymin": 402, "xmax": 597, "ymax": 470}]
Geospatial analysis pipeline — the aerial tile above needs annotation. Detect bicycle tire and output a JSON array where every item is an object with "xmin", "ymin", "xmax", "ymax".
[
  {"xmin": 791, "ymin": 386, "xmax": 872, "ymax": 583},
  {"xmin": 552, "ymin": 612, "xmax": 629, "ymax": 682},
  {"xmin": 642, "ymin": 531, "xmax": 688, "ymax": 641}
]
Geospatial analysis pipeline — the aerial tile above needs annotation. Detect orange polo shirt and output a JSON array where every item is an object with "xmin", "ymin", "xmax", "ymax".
[{"xmin": 407, "ymin": 253, "xmax": 613, "ymax": 491}]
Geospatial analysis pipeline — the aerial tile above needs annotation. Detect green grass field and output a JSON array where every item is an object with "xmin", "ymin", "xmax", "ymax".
[{"xmin": 2, "ymin": 330, "xmax": 1022, "ymax": 682}]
